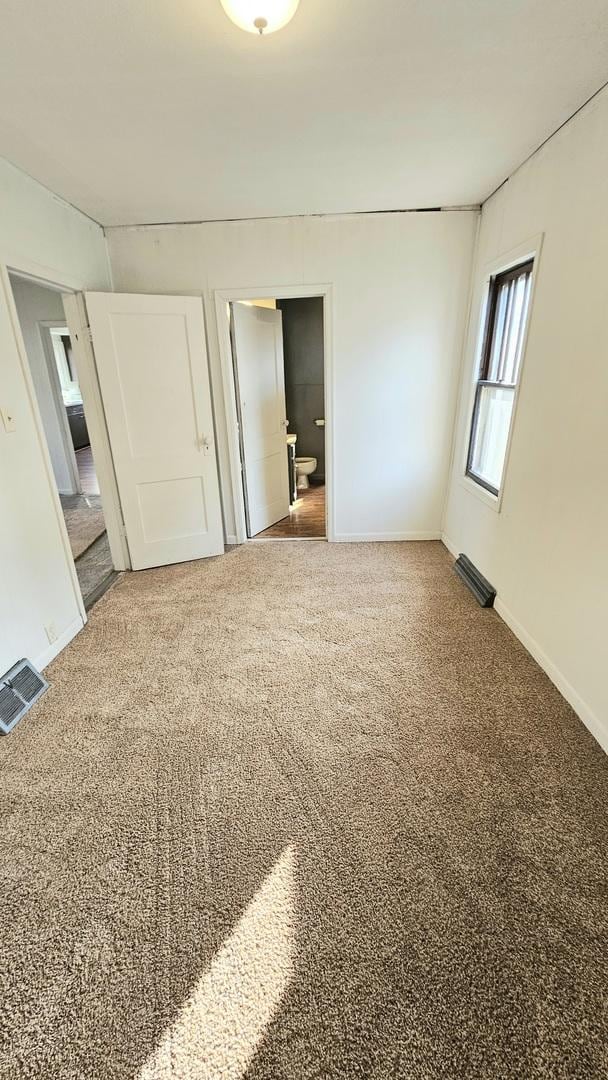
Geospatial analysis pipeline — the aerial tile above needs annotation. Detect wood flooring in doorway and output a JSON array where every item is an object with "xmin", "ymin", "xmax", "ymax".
[{"xmin": 256, "ymin": 483, "xmax": 326, "ymax": 539}]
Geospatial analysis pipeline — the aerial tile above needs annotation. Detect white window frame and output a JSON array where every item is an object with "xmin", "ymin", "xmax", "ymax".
[{"xmin": 459, "ymin": 234, "xmax": 543, "ymax": 513}]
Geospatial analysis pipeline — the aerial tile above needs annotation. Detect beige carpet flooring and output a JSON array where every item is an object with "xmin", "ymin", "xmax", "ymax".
[
  {"xmin": 63, "ymin": 506, "xmax": 107, "ymax": 560},
  {"xmin": 0, "ymin": 541, "xmax": 606, "ymax": 1079}
]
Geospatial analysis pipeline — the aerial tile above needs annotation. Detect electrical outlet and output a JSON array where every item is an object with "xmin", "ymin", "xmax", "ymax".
[
  {"xmin": 45, "ymin": 622, "xmax": 58, "ymax": 644},
  {"xmin": 1, "ymin": 406, "xmax": 16, "ymax": 433}
]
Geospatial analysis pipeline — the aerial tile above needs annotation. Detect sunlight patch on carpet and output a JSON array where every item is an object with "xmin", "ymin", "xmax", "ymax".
[{"xmin": 138, "ymin": 845, "xmax": 297, "ymax": 1079}]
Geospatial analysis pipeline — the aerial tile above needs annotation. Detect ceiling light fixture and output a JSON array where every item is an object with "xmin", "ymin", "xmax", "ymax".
[{"xmin": 219, "ymin": 0, "xmax": 300, "ymax": 35}]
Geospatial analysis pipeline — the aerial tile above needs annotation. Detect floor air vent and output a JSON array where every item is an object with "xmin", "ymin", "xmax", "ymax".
[
  {"xmin": 0, "ymin": 659, "xmax": 48, "ymax": 735},
  {"xmin": 454, "ymin": 554, "xmax": 496, "ymax": 608}
]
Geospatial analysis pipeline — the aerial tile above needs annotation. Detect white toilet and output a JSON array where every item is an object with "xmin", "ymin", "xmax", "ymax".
[{"xmin": 295, "ymin": 456, "xmax": 317, "ymax": 490}]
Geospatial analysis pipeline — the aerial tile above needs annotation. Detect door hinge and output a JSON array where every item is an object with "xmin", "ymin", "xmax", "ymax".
[{"xmin": 73, "ymin": 326, "xmax": 93, "ymax": 346}]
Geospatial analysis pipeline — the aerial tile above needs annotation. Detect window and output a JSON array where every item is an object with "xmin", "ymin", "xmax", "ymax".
[{"xmin": 466, "ymin": 259, "xmax": 533, "ymax": 496}]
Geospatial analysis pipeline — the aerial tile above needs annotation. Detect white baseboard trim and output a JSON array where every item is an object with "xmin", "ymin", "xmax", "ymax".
[
  {"xmin": 225, "ymin": 534, "xmax": 238, "ymax": 546},
  {"xmin": 35, "ymin": 615, "xmax": 85, "ymax": 672},
  {"xmin": 440, "ymin": 534, "xmax": 607, "ymax": 756},
  {"xmin": 441, "ymin": 533, "xmax": 459, "ymax": 558},
  {"xmin": 249, "ymin": 536, "xmax": 326, "ymax": 543},
  {"xmin": 334, "ymin": 531, "xmax": 442, "ymax": 543},
  {"xmin": 494, "ymin": 597, "xmax": 608, "ymax": 756}
]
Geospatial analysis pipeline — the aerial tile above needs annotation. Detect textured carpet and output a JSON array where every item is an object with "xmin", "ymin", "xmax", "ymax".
[
  {"xmin": 63, "ymin": 506, "xmax": 107, "ymax": 560},
  {"xmin": 0, "ymin": 541, "xmax": 606, "ymax": 1080}
]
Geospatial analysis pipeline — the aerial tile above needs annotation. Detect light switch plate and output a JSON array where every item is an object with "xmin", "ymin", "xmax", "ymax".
[{"xmin": 0, "ymin": 407, "xmax": 16, "ymax": 433}]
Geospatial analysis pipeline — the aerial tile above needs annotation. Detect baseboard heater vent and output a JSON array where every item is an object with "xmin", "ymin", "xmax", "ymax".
[
  {"xmin": 0, "ymin": 659, "xmax": 48, "ymax": 735},
  {"xmin": 454, "ymin": 554, "xmax": 496, "ymax": 608}
]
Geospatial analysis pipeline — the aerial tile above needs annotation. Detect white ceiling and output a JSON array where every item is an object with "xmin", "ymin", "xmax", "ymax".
[{"xmin": 0, "ymin": 0, "xmax": 607, "ymax": 227}]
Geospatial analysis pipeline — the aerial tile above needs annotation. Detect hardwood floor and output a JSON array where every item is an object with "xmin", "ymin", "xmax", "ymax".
[
  {"xmin": 256, "ymin": 483, "xmax": 326, "ymax": 539},
  {"xmin": 61, "ymin": 450, "xmax": 115, "ymax": 608},
  {"xmin": 75, "ymin": 533, "xmax": 116, "ymax": 611},
  {"xmin": 76, "ymin": 445, "xmax": 100, "ymax": 496},
  {"xmin": 58, "ymin": 490, "xmax": 114, "ymax": 608}
]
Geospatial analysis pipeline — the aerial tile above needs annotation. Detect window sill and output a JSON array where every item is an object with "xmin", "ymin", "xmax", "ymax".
[{"xmin": 457, "ymin": 473, "xmax": 502, "ymax": 513}]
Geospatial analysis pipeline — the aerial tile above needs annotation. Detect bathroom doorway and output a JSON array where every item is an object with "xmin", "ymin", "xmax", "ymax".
[{"xmin": 228, "ymin": 293, "xmax": 327, "ymax": 541}]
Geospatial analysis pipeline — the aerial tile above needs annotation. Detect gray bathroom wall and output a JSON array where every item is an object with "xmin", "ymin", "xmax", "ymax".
[{"xmin": 278, "ymin": 297, "xmax": 325, "ymax": 481}]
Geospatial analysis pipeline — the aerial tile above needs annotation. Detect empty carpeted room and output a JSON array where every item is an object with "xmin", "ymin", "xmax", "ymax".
[{"xmin": 1, "ymin": 3, "xmax": 607, "ymax": 1078}]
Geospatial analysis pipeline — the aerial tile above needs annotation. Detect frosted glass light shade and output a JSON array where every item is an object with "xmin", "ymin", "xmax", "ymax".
[{"xmin": 219, "ymin": 0, "xmax": 300, "ymax": 35}]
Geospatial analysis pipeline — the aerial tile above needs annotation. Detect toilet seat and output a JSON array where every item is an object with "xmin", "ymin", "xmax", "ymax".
[{"xmin": 295, "ymin": 456, "xmax": 317, "ymax": 489}]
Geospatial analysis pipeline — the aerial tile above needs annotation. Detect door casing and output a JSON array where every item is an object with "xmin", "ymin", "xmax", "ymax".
[
  {"xmin": 1, "ymin": 262, "xmax": 129, "ymax": 635},
  {"xmin": 214, "ymin": 283, "xmax": 334, "ymax": 544},
  {"xmin": 37, "ymin": 319, "xmax": 81, "ymax": 496}
]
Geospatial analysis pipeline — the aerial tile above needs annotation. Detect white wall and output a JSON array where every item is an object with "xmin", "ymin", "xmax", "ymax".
[
  {"xmin": 443, "ymin": 88, "xmax": 608, "ymax": 750},
  {"xmin": 0, "ymin": 156, "xmax": 111, "ymax": 676},
  {"xmin": 9, "ymin": 276, "xmax": 74, "ymax": 494},
  {"xmin": 106, "ymin": 210, "xmax": 478, "ymax": 541}
]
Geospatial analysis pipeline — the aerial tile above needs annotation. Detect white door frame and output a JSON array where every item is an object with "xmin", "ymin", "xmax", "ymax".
[
  {"xmin": 38, "ymin": 319, "xmax": 81, "ymax": 496},
  {"xmin": 2, "ymin": 264, "xmax": 87, "ymax": 622},
  {"xmin": 2, "ymin": 261, "xmax": 129, "ymax": 629},
  {"xmin": 214, "ymin": 283, "xmax": 334, "ymax": 544}
]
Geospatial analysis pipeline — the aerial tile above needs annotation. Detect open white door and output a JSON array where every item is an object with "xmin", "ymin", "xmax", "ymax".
[
  {"xmin": 84, "ymin": 292, "xmax": 224, "ymax": 570},
  {"xmin": 231, "ymin": 303, "xmax": 290, "ymax": 537}
]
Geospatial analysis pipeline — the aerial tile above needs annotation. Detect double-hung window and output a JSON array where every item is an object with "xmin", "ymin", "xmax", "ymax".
[{"xmin": 466, "ymin": 259, "xmax": 534, "ymax": 496}]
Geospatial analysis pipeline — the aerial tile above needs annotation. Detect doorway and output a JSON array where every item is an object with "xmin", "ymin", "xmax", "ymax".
[
  {"xmin": 228, "ymin": 294, "xmax": 327, "ymax": 541},
  {"xmin": 8, "ymin": 273, "xmax": 116, "ymax": 610}
]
